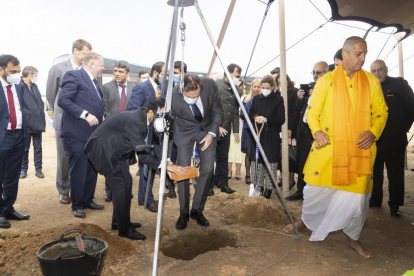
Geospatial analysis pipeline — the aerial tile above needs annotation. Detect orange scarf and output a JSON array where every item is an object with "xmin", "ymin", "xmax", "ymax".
[{"xmin": 332, "ymin": 62, "xmax": 371, "ymax": 185}]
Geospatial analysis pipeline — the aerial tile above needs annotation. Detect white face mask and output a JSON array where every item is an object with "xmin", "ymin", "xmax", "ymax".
[
  {"xmin": 32, "ymin": 76, "xmax": 38, "ymax": 84},
  {"xmin": 141, "ymin": 78, "xmax": 148, "ymax": 82},
  {"xmin": 232, "ymin": 77, "xmax": 240, "ymax": 85},
  {"xmin": 262, "ymin": 89, "xmax": 271, "ymax": 97},
  {"xmin": 7, "ymin": 73, "xmax": 21, "ymax": 85}
]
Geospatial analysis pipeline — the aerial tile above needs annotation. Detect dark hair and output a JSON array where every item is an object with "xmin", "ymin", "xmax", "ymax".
[
  {"xmin": 113, "ymin": 60, "xmax": 130, "ymax": 73},
  {"xmin": 72, "ymin": 39, "xmax": 92, "ymax": 52},
  {"xmin": 139, "ymin": 70, "xmax": 149, "ymax": 77},
  {"xmin": 150, "ymin": 62, "xmax": 165, "ymax": 77},
  {"xmin": 275, "ymin": 73, "xmax": 295, "ymax": 96},
  {"xmin": 22, "ymin": 66, "xmax": 38, "ymax": 77},
  {"xmin": 227, "ymin": 63, "xmax": 242, "ymax": 74},
  {"xmin": 261, "ymin": 75, "xmax": 276, "ymax": 88},
  {"xmin": 0, "ymin": 55, "xmax": 20, "ymax": 68},
  {"xmin": 270, "ymin": 67, "xmax": 280, "ymax": 75},
  {"xmin": 184, "ymin": 75, "xmax": 201, "ymax": 92},
  {"xmin": 334, "ymin": 48, "xmax": 343, "ymax": 61},
  {"xmin": 147, "ymin": 97, "xmax": 166, "ymax": 113},
  {"xmin": 174, "ymin": 61, "xmax": 187, "ymax": 73}
]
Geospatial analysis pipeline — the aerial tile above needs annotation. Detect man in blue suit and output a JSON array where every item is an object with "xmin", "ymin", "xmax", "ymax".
[
  {"xmin": 58, "ymin": 52, "xmax": 105, "ymax": 218},
  {"xmin": 0, "ymin": 55, "xmax": 30, "ymax": 229},
  {"xmin": 128, "ymin": 61, "xmax": 164, "ymax": 212}
]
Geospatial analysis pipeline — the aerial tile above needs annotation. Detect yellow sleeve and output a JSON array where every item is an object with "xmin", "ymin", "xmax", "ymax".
[
  {"xmin": 306, "ymin": 74, "xmax": 329, "ymax": 138},
  {"xmin": 369, "ymin": 79, "xmax": 388, "ymax": 140}
]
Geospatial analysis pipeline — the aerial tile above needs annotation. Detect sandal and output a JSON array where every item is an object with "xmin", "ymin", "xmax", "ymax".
[{"xmin": 245, "ymin": 176, "xmax": 252, "ymax": 184}]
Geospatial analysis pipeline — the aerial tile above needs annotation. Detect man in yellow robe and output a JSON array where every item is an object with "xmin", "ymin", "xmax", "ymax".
[{"xmin": 285, "ymin": 36, "xmax": 388, "ymax": 259}]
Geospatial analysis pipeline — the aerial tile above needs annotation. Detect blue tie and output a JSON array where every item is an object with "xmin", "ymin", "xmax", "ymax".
[
  {"xmin": 92, "ymin": 79, "xmax": 103, "ymax": 99},
  {"xmin": 191, "ymin": 104, "xmax": 203, "ymax": 122}
]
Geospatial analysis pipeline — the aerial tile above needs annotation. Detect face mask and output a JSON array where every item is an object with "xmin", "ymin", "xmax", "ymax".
[
  {"xmin": 183, "ymin": 96, "xmax": 199, "ymax": 105},
  {"xmin": 7, "ymin": 73, "xmax": 21, "ymax": 85},
  {"xmin": 232, "ymin": 77, "xmax": 240, "ymax": 85},
  {"xmin": 173, "ymin": 74, "xmax": 180, "ymax": 84},
  {"xmin": 262, "ymin": 89, "xmax": 271, "ymax": 97},
  {"xmin": 32, "ymin": 76, "xmax": 38, "ymax": 84},
  {"xmin": 141, "ymin": 78, "xmax": 148, "ymax": 82}
]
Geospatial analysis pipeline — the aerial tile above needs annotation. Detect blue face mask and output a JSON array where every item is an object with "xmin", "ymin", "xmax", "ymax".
[
  {"xmin": 173, "ymin": 74, "xmax": 180, "ymax": 84},
  {"xmin": 183, "ymin": 96, "xmax": 199, "ymax": 105}
]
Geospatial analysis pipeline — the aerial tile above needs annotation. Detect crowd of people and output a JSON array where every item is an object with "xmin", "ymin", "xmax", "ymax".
[{"xmin": 0, "ymin": 36, "xmax": 413, "ymax": 258}]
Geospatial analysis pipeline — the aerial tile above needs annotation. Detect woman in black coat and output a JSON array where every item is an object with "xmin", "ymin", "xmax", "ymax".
[{"xmin": 248, "ymin": 75, "xmax": 285, "ymax": 199}]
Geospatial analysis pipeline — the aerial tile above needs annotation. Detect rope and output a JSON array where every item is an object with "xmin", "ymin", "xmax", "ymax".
[
  {"xmin": 377, "ymin": 29, "xmax": 394, "ymax": 60},
  {"xmin": 389, "ymin": 52, "xmax": 414, "ymax": 72},
  {"xmin": 308, "ymin": 0, "xmax": 329, "ymax": 21}
]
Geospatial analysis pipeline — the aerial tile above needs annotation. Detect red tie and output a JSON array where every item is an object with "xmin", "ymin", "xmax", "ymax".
[
  {"xmin": 119, "ymin": 84, "xmax": 126, "ymax": 112},
  {"xmin": 6, "ymin": 85, "xmax": 17, "ymax": 130},
  {"xmin": 27, "ymin": 84, "xmax": 32, "ymax": 93}
]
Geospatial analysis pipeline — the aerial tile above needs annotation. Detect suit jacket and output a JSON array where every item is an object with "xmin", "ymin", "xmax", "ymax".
[
  {"xmin": 19, "ymin": 80, "xmax": 46, "ymax": 133},
  {"xmin": 46, "ymin": 59, "xmax": 73, "ymax": 129},
  {"xmin": 0, "ymin": 84, "xmax": 29, "ymax": 147},
  {"xmin": 215, "ymin": 78, "xmax": 241, "ymax": 133},
  {"xmin": 57, "ymin": 68, "xmax": 105, "ymax": 142},
  {"xmin": 84, "ymin": 108, "xmax": 160, "ymax": 176},
  {"xmin": 295, "ymin": 97, "xmax": 313, "ymax": 150},
  {"xmin": 172, "ymin": 77, "xmax": 223, "ymax": 148},
  {"xmin": 128, "ymin": 80, "xmax": 156, "ymax": 110},
  {"xmin": 102, "ymin": 80, "xmax": 135, "ymax": 118}
]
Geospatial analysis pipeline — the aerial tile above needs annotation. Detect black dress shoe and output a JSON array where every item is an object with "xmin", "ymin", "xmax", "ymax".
[
  {"xmin": 0, "ymin": 217, "xmax": 11, "ymax": 228},
  {"xmin": 390, "ymin": 208, "xmax": 401, "ymax": 218},
  {"xmin": 369, "ymin": 199, "xmax": 382, "ymax": 208},
  {"xmin": 176, "ymin": 213, "xmax": 190, "ymax": 230},
  {"xmin": 6, "ymin": 211, "xmax": 30, "ymax": 220},
  {"xmin": 73, "ymin": 209, "xmax": 86, "ymax": 218},
  {"xmin": 146, "ymin": 203, "xmax": 158, "ymax": 212},
  {"xmin": 167, "ymin": 189, "xmax": 177, "ymax": 199},
  {"xmin": 35, "ymin": 171, "xmax": 45, "ymax": 178},
  {"xmin": 278, "ymin": 180, "xmax": 282, "ymax": 187},
  {"xmin": 213, "ymin": 182, "xmax": 220, "ymax": 188},
  {"xmin": 190, "ymin": 209, "xmax": 209, "ymax": 227},
  {"xmin": 119, "ymin": 228, "xmax": 146, "ymax": 240},
  {"xmin": 87, "ymin": 202, "xmax": 104, "ymax": 210},
  {"xmin": 139, "ymin": 200, "xmax": 158, "ymax": 206},
  {"xmin": 20, "ymin": 171, "xmax": 27, "ymax": 179},
  {"xmin": 286, "ymin": 191, "xmax": 303, "ymax": 201},
  {"xmin": 104, "ymin": 192, "xmax": 112, "ymax": 202},
  {"xmin": 207, "ymin": 188, "xmax": 214, "ymax": 196},
  {"xmin": 112, "ymin": 222, "xmax": 141, "ymax": 230},
  {"xmin": 263, "ymin": 189, "xmax": 272, "ymax": 199},
  {"xmin": 221, "ymin": 186, "xmax": 235, "ymax": 194}
]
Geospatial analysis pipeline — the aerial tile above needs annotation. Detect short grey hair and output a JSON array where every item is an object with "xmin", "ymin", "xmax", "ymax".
[
  {"xmin": 114, "ymin": 60, "xmax": 130, "ymax": 73},
  {"xmin": 82, "ymin": 52, "xmax": 102, "ymax": 66},
  {"xmin": 342, "ymin": 36, "xmax": 366, "ymax": 53},
  {"xmin": 22, "ymin": 66, "xmax": 38, "ymax": 77}
]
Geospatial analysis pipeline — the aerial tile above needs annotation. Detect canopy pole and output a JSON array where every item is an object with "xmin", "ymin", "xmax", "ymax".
[{"xmin": 398, "ymin": 32, "xmax": 404, "ymax": 78}]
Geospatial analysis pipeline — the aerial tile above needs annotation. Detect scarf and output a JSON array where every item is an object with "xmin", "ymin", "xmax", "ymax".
[{"xmin": 332, "ymin": 62, "xmax": 371, "ymax": 185}]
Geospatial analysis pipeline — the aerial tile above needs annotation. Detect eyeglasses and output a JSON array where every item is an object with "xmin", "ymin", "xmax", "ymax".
[{"xmin": 311, "ymin": 71, "xmax": 326, "ymax": 75}]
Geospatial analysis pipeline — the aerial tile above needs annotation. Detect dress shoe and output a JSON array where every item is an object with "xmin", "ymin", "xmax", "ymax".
[
  {"xmin": 207, "ymin": 188, "xmax": 214, "ymax": 196},
  {"xmin": 136, "ymin": 170, "xmax": 140, "ymax": 176},
  {"xmin": 35, "ymin": 171, "xmax": 45, "ymax": 178},
  {"xmin": 176, "ymin": 213, "xmax": 189, "ymax": 230},
  {"xmin": 119, "ymin": 227, "xmax": 146, "ymax": 240},
  {"xmin": 221, "ymin": 186, "xmax": 235, "ymax": 194},
  {"xmin": 146, "ymin": 203, "xmax": 158, "ymax": 212},
  {"xmin": 235, "ymin": 175, "xmax": 241, "ymax": 180},
  {"xmin": 20, "ymin": 171, "xmax": 27, "ymax": 179},
  {"xmin": 213, "ymin": 181, "xmax": 220, "ymax": 188},
  {"xmin": 390, "ymin": 208, "xmax": 401, "ymax": 218},
  {"xmin": 104, "ymin": 192, "xmax": 112, "ymax": 202},
  {"xmin": 286, "ymin": 191, "xmax": 303, "ymax": 201},
  {"xmin": 139, "ymin": 200, "xmax": 158, "ymax": 206},
  {"xmin": 0, "ymin": 217, "xmax": 11, "ymax": 228},
  {"xmin": 190, "ymin": 209, "xmax": 210, "ymax": 227},
  {"xmin": 263, "ymin": 189, "xmax": 272, "ymax": 199},
  {"xmin": 112, "ymin": 222, "xmax": 141, "ymax": 230},
  {"xmin": 369, "ymin": 199, "xmax": 382, "ymax": 208},
  {"xmin": 86, "ymin": 202, "xmax": 104, "ymax": 210},
  {"xmin": 245, "ymin": 175, "xmax": 252, "ymax": 184},
  {"xmin": 6, "ymin": 211, "xmax": 30, "ymax": 220},
  {"xmin": 167, "ymin": 189, "xmax": 177, "ymax": 199},
  {"xmin": 73, "ymin": 209, "xmax": 86, "ymax": 218},
  {"xmin": 59, "ymin": 193, "xmax": 71, "ymax": 204},
  {"xmin": 278, "ymin": 180, "xmax": 282, "ymax": 187}
]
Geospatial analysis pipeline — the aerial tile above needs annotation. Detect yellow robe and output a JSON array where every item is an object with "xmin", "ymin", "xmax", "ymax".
[{"xmin": 303, "ymin": 69, "xmax": 388, "ymax": 194}]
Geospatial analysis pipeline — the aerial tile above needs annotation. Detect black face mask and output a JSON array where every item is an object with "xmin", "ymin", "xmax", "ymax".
[{"xmin": 154, "ymin": 73, "xmax": 161, "ymax": 85}]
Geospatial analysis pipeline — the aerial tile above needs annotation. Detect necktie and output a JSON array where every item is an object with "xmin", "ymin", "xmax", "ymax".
[
  {"xmin": 191, "ymin": 103, "xmax": 203, "ymax": 122},
  {"xmin": 6, "ymin": 85, "xmax": 17, "ymax": 130},
  {"xmin": 77, "ymin": 66, "xmax": 82, "ymax": 70},
  {"xmin": 27, "ymin": 84, "xmax": 32, "ymax": 93},
  {"xmin": 119, "ymin": 84, "xmax": 126, "ymax": 112},
  {"xmin": 92, "ymin": 79, "xmax": 102, "ymax": 100}
]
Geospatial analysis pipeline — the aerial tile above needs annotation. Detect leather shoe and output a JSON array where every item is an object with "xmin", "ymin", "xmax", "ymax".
[
  {"xmin": 119, "ymin": 227, "xmax": 146, "ymax": 240},
  {"xmin": 0, "ymin": 217, "xmax": 11, "ymax": 228},
  {"xmin": 104, "ymin": 192, "xmax": 112, "ymax": 202},
  {"xmin": 167, "ymin": 189, "xmax": 177, "ymax": 199},
  {"xmin": 390, "ymin": 208, "xmax": 401, "ymax": 218},
  {"xmin": 221, "ymin": 186, "xmax": 235, "ymax": 194},
  {"xmin": 213, "ymin": 181, "xmax": 220, "ymax": 188},
  {"xmin": 146, "ymin": 203, "xmax": 158, "ymax": 212},
  {"xmin": 190, "ymin": 209, "xmax": 209, "ymax": 227},
  {"xmin": 20, "ymin": 171, "xmax": 27, "ymax": 179},
  {"xmin": 86, "ymin": 202, "xmax": 104, "ymax": 210},
  {"xmin": 59, "ymin": 193, "xmax": 71, "ymax": 204},
  {"xmin": 286, "ymin": 191, "xmax": 303, "ymax": 201},
  {"xmin": 35, "ymin": 171, "xmax": 45, "ymax": 178},
  {"xmin": 139, "ymin": 200, "xmax": 158, "ymax": 206},
  {"xmin": 136, "ymin": 170, "xmax": 140, "ymax": 176},
  {"xmin": 369, "ymin": 199, "xmax": 381, "ymax": 208},
  {"xmin": 263, "ymin": 189, "xmax": 272, "ymax": 199},
  {"xmin": 112, "ymin": 222, "xmax": 141, "ymax": 230},
  {"xmin": 176, "ymin": 213, "xmax": 189, "ymax": 230},
  {"xmin": 6, "ymin": 211, "xmax": 30, "ymax": 220},
  {"xmin": 207, "ymin": 188, "xmax": 214, "ymax": 196},
  {"xmin": 73, "ymin": 209, "xmax": 86, "ymax": 218}
]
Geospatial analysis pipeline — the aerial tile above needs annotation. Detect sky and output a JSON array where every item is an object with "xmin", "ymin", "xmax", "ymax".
[{"xmin": 1, "ymin": 0, "xmax": 413, "ymax": 95}]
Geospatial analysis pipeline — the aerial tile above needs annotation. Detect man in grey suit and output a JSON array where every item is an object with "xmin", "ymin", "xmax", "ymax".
[
  {"xmin": 46, "ymin": 39, "xmax": 92, "ymax": 204},
  {"xmin": 102, "ymin": 60, "xmax": 135, "ymax": 201},
  {"xmin": 172, "ymin": 75, "xmax": 223, "ymax": 230}
]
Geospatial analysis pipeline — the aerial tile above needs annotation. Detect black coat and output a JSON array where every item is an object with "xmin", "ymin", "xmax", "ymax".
[
  {"xmin": 287, "ymin": 89, "xmax": 300, "ymax": 139},
  {"xmin": 377, "ymin": 76, "xmax": 414, "ymax": 150},
  {"xmin": 248, "ymin": 92, "xmax": 285, "ymax": 163},
  {"xmin": 20, "ymin": 81, "xmax": 46, "ymax": 133}
]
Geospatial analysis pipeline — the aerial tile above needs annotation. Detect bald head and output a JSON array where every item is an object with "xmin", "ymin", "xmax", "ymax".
[
  {"xmin": 370, "ymin": 60, "xmax": 388, "ymax": 83},
  {"xmin": 312, "ymin": 61, "xmax": 329, "ymax": 81}
]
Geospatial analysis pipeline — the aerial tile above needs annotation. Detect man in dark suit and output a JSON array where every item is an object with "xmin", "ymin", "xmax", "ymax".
[
  {"xmin": 46, "ymin": 39, "xmax": 92, "ymax": 204},
  {"xmin": 102, "ymin": 60, "xmax": 135, "ymax": 202},
  {"xmin": 85, "ymin": 97, "xmax": 185, "ymax": 240},
  {"xmin": 286, "ymin": 61, "xmax": 328, "ymax": 201},
  {"xmin": 370, "ymin": 60, "xmax": 414, "ymax": 218},
  {"xmin": 172, "ymin": 75, "xmax": 223, "ymax": 230},
  {"xmin": 58, "ymin": 52, "xmax": 105, "ymax": 218},
  {"xmin": 19, "ymin": 66, "xmax": 46, "ymax": 179},
  {"xmin": 0, "ymin": 55, "xmax": 30, "ymax": 229}
]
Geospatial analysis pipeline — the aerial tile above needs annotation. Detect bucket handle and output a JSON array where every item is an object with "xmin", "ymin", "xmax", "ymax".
[
  {"xmin": 57, "ymin": 250, "xmax": 86, "ymax": 260},
  {"xmin": 59, "ymin": 228, "xmax": 88, "ymax": 240}
]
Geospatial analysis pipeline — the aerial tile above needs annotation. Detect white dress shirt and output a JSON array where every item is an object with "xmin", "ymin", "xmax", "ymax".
[
  {"xmin": 70, "ymin": 58, "xmax": 81, "ymax": 70},
  {"xmin": 1, "ymin": 77, "xmax": 23, "ymax": 130},
  {"xmin": 80, "ymin": 68, "xmax": 102, "ymax": 119},
  {"xmin": 149, "ymin": 78, "xmax": 160, "ymax": 93},
  {"xmin": 117, "ymin": 82, "xmax": 128, "ymax": 98}
]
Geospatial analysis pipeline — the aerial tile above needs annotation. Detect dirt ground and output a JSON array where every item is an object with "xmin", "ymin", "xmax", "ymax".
[{"xmin": 1, "ymin": 124, "xmax": 414, "ymax": 276}]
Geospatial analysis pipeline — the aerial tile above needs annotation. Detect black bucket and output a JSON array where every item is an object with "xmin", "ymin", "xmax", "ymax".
[{"xmin": 36, "ymin": 228, "xmax": 108, "ymax": 276}]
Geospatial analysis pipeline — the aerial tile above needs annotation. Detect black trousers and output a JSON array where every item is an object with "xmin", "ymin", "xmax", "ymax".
[
  {"xmin": 296, "ymin": 125, "xmax": 313, "ymax": 195},
  {"xmin": 21, "ymin": 133, "xmax": 42, "ymax": 172},
  {"xmin": 215, "ymin": 133, "xmax": 231, "ymax": 188},
  {"xmin": 372, "ymin": 148, "xmax": 405, "ymax": 209},
  {"xmin": 105, "ymin": 160, "xmax": 132, "ymax": 235}
]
